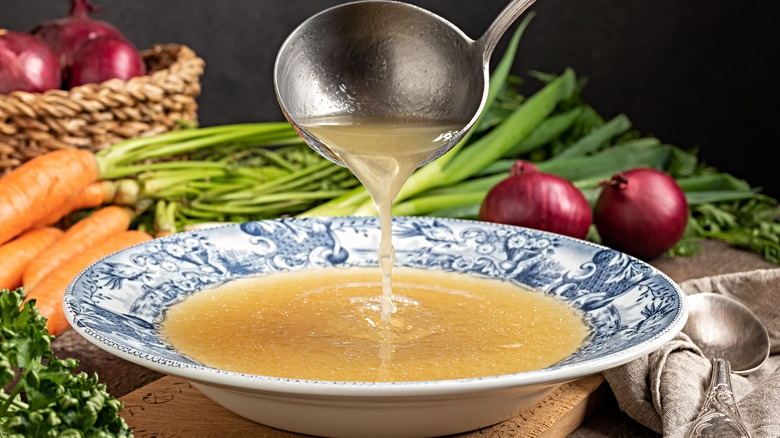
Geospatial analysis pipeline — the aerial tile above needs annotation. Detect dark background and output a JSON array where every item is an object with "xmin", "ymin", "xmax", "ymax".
[{"xmin": 3, "ymin": 0, "xmax": 778, "ymax": 197}]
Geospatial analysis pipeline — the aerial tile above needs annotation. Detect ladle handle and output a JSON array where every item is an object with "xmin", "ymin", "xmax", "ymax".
[
  {"xmin": 685, "ymin": 358, "xmax": 752, "ymax": 438},
  {"xmin": 477, "ymin": 0, "xmax": 538, "ymax": 63}
]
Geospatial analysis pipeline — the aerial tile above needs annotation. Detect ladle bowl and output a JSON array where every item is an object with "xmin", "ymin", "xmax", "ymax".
[{"xmin": 274, "ymin": 0, "xmax": 536, "ymax": 166}]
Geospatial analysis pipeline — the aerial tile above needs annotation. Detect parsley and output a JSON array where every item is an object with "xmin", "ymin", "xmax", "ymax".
[
  {"xmin": 691, "ymin": 200, "xmax": 780, "ymax": 264},
  {"xmin": 0, "ymin": 288, "xmax": 132, "ymax": 438}
]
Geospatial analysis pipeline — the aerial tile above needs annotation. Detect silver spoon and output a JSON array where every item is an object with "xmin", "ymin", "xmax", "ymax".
[
  {"xmin": 274, "ymin": 0, "xmax": 536, "ymax": 167},
  {"xmin": 683, "ymin": 293, "xmax": 770, "ymax": 438}
]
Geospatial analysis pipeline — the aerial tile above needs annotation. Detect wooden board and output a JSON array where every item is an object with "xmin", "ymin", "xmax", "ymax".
[{"xmin": 119, "ymin": 374, "xmax": 606, "ymax": 438}]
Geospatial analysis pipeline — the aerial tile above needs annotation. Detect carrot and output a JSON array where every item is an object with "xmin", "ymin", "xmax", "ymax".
[
  {"xmin": 0, "ymin": 149, "xmax": 99, "ymax": 246},
  {"xmin": 34, "ymin": 180, "xmax": 117, "ymax": 227},
  {"xmin": 33, "ymin": 179, "xmax": 142, "ymax": 227},
  {"xmin": 0, "ymin": 227, "xmax": 64, "ymax": 291},
  {"xmin": 23, "ymin": 206, "xmax": 134, "ymax": 291},
  {"xmin": 25, "ymin": 229, "xmax": 153, "ymax": 336}
]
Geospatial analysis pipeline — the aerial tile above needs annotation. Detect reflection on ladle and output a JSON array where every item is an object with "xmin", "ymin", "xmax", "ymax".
[
  {"xmin": 274, "ymin": 0, "xmax": 537, "ymax": 166},
  {"xmin": 273, "ymin": 0, "xmax": 537, "ymax": 321}
]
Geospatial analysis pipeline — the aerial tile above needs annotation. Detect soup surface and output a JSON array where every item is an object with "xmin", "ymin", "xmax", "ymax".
[{"xmin": 161, "ymin": 267, "xmax": 589, "ymax": 382}]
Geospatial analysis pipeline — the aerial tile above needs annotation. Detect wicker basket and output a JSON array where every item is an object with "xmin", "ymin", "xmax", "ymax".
[{"xmin": 0, "ymin": 43, "xmax": 204, "ymax": 174}]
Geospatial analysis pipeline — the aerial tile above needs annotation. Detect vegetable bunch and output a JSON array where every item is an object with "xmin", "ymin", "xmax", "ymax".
[{"xmin": 0, "ymin": 287, "xmax": 131, "ymax": 437}]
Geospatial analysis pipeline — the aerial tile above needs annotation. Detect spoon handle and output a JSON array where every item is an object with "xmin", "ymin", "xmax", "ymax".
[
  {"xmin": 686, "ymin": 358, "xmax": 752, "ymax": 438},
  {"xmin": 477, "ymin": 0, "xmax": 537, "ymax": 62}
]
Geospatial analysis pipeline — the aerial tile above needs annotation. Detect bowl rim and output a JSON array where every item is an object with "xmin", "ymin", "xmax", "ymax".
[{"xmin": 64, "ymin": 217, "xmax": 688, "ymax": 398}]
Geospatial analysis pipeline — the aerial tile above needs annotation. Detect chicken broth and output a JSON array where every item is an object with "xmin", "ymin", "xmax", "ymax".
[
  {"xmin": 300, "ymin": 116, "xmax": 461, "ymax": 321},
  {"xmin": 161, "ymin": 267, "xmax": 589, "ymax": 382}
]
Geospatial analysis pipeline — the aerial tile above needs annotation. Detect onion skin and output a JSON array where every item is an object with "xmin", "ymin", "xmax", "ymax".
[
  {"xmin": 68, "ymin": 35, "xmax": 146, "ymax": 87},
  {"xmin": 594, "ymin": 168, "xmax": 688, "ymax": 260},
  {"xmin": 32, "ymin": 0, "xmax": 125, "ymax": 69},
  {"xmin": 478, "ymin": 161, "xmax": 592, "ymax": 239},
  {"xmin": 0, "ymin": 31, "xmax": 61, "ymax": 94}
]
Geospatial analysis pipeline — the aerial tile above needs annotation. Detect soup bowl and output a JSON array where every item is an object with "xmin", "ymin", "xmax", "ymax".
[{"xmin": 64, "ymin": 216, "xmax": 687, "ymax": 438}]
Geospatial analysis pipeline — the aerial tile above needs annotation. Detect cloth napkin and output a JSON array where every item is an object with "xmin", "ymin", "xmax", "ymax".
[{"xmin": 603, "ymin": 268, "xmax": 780, "ymax": 438}]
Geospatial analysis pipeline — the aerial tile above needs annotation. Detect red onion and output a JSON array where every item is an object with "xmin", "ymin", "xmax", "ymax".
[
  {"xmin": 478, "ymin": 161, "xmax": 592, "ymax": 239},
  {"xmin": 0, "ymin": 31, "xmax": 61, "ymax": 94},
  {"xmin": 32, "ymin": 0, "xmax": 125, "ymax": 69},
  {"xmin": 594, "ymin": 168, "xmax": 688, "ymax": 260},
  {"xmin": 68, "ymin": 35, "xmax": 146, "ymax": 87}
]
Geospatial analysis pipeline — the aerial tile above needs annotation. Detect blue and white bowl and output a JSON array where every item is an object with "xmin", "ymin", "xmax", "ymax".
[{"xmin": 64, "ymin": 216, "xmax": 687, "ymax": 438}]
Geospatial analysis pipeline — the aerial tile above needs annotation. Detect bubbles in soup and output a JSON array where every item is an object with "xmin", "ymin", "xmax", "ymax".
[{"xmin": 161, "ymin": 267, "xmax": 589, "ymax": 382}]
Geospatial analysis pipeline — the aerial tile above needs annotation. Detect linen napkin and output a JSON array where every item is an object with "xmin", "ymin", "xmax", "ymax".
[{"xmin": 603, "ymin": 268, "xmax": 780, "ymax": 438}]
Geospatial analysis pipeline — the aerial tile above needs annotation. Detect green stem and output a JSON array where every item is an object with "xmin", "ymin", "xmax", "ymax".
[
  {"xmin": 472, "ymin": 159, "xmax": 515, "ymax": 177},
  {"xmin": 677, "ymin": 173, "xmax": 751, "ymax": 192},
  {"xmin": 392, "ymin": 192, "xmax": 486, "ymax": 216},
  {"xmin": 536, "ymin": 143, "xmax": 680, "ymax": 181},
  {"xmin": 108, "ymin": 159, "xmax": 230, "ymax": 177},
  {"xmin": 0, "ymin": 381, "xmax": 27, "ymax": 417},
  {"xmin": 256, "ymin": 148, "xmax": 302, "ymax": 172},
  {"xmin": 195, "ymin": 190, "xmax": 349, "ymax": 208},
  {"xmin": 298, "ymin": 185, "xmax": 373, "ymax": 217},
  {"xmin": 96, "ymin": 124, "xmax": 244, "ymax": 162},
  {"xmin": 547, "ymin": 113, "xmax": 631, "ymax": 161},
  {"xmin": 686, "ymin": 190, "xmax": 765, "ymax": 205},
  {"xmin": 439, "ymin": 69, "xmax": 577, "ymax": 185},
  {"xmin": 425, "ymin": 203, "xmax": 481, "ymax": 220},
  {"xmin": 139, "ymin": 168, "xmax": 229, "ymax": 195},
  {"xmin": 502, "ymin": 106, "xmax": 583, "ymax": 157},
  {"xmin": 183, "ymin": 195, "xmax": 337, "ymax": 216},
  {"xmin": 98, "ymin": 124, "xmax": 301, "ymax": 178},
  {"xmin": 425, "ymin": 173, "xmax": 506, "ymax": 196},
  {"xmin": 154, "ymin": 200, "xmax": 180, "ymax": 236},
  {"xmin": 201, "ymin": 160, "xmax": 343, "ymax": 201}
]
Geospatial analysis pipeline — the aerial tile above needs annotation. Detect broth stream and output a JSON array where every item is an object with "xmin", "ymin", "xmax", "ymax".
[{"xmin": 300, "ymin": 116, "xmax": 460, "ymax": 320}]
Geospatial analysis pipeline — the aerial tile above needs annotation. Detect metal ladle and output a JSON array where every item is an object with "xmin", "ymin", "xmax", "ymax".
[
  {"xmin": 273, "ymin": 0, "xmax": 536, "ymax": 166},
  {"xmin": 683, "ymin": 293, "xmax": 770, "ymax": 438}
]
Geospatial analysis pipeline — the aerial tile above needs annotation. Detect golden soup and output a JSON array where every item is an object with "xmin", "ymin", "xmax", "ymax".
[{"xmin": 161, "ymin": 267, "xmax": 589, "ymax": 382}]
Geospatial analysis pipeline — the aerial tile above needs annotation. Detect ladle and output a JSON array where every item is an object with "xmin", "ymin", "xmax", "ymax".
[
  {"xmin": 274, "ymin": 0, "xmax": 536, "ymax": 166},
  {"xmin": 683, "ymin": 293, "xmax": 770, "ymax": 438}
]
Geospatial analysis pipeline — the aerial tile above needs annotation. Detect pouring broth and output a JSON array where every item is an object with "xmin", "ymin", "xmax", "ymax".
[
  {"xmin": 300, "ymin": 115, "xmax": 461, "ymax": 321},
  {"xmin": 161, "ymin": 267, "xmax": 589, "ymax": 382}
]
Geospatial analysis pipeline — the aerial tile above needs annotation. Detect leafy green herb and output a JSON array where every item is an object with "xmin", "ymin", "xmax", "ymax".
[
  {"xmin": 683, "ymin": 200, "xmax": 780, "ymax": 263},
  {"xmin": 0, "ymin": 288, "xmax": 131, "ymax": 438}
]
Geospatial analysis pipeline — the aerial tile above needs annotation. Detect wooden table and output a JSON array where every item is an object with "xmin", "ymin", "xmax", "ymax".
[{"xmin": 51, "ymin": 239, "xmax": 776, "ymax": 437}]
